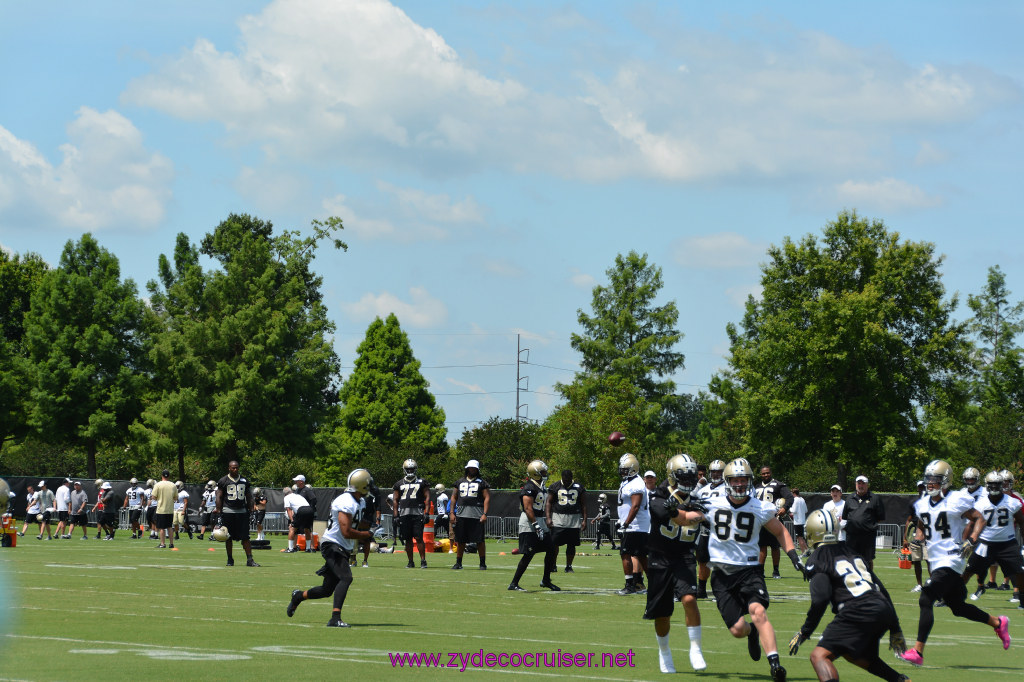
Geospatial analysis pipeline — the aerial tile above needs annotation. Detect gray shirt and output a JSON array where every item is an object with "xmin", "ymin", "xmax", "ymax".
[{"xmin": 70, "ymin": 489, "xmax": 89, "ymax": 514}]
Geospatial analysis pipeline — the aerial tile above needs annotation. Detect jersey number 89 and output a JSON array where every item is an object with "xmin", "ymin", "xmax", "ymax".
[{"xmin": 712, "ymin": 509, "xmax": 756, "ymax": 543}]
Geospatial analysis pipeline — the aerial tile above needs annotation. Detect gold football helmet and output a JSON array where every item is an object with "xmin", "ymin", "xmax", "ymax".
[
  {"xmin": 527, "ymin": 460, "xmax": 549, "ymax": 485},
  {"xmin": 985, "ymin": 470, "xmax": 1004, "ymax": 495},
  {"xmin": 346, "ymin": 468, "xmax": 373, "ymax": 495},
  {"xmin": 666, "ymin": 454, "xmax": 698, "ymax": 493},
  {"xmin": 805, "ymin": 509, "xmax": 839, "ymax": 548},
  {"xmin": 618, "ymin": 453, "xmax": 640, "ymax": 480},
  {"xmin": 923, "ymin": 460, "xmax": 952, "ymax": 498},
  {"xmin": 723, "ymin": 458, "xmax": 754, "ymax": 500}
]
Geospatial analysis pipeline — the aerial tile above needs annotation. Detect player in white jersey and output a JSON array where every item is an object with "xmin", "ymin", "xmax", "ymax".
[
  {"xmin": 197, "ymin": 481, "xmax": 217, "ymax": 540},
  {"xmin": 123, "ymin": 478, "xmax": 146, "ymax": 539},
  {"xmin": 705, "ymin": 459, "xmax": 803, "ymax": 682},
  {"xmin": 899, "ymin": 460, "xmax": 1011, "ymax": 667},
  {"xmin": 145, "ymin": 479, "xmax": 159, "ymax": 539},
  {"xmin": 286, "ymin": 469, "xmax": 373, "ymax": 627},
  {"xmin": 173, "ymin": 482, "xmax": 192, "ymax": 540},
  {"xmin": 694, "ymin": 459, "xmax": 728, "ymax": 599},
  {"xmin": 965, "ymin": 471, "xmax": 1024, "ymax": 603},
  {"xmin": 961, "ymin": 467, "xmax": 983, "ymax": 502},
  {"xmin": 616, "ymin": 453, "xmax": 651, "ymax": 595}
]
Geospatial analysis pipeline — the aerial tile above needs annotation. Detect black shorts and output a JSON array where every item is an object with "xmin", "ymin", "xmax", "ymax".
[
  {"xmin": 434, "ymin": 516, "xmax": 449, "ymax": 533},
  {"xmin": 696, "ymin": 529, "xmax": 711, "ymax": 564},
  {"xmin": 253, "ymin": 509, "xmax": 266, "ymax": 525},
  {"xmin": 846, "ymin": 533, "xmax": 876, "ymax": 563},
  {"xmin": 320, "ymin": 541, "xmax": 354, "ymax": 582},
  {"xmin": 711, "ymin": 565, "xmax": 770, "ymax": 627},
  {"xmin": 102, "ymin": 511, "xmax": 117, "ymax": 527},
  {"xmin": 644, "ymin": 551, "xmax": 697, "ymax": 620},
  {"xmin": 758, "ymin": 527, "xmax": 780, "ymax": 550},
  {"xmin": 57, "ymin": 510, "xmax": 69, "ymax": 523},
  {"xmin": 154, "ymin": 513, "xmax": 173, "ymax": 530},
  {"xmin": 129, "ymin": 509, "xmax": 142, "ymax": 524},
  {"xmin": 793, "ymin": 524, "xmax": 805, "ymax": 539},
  {"xmin": 398, "ymin": 515, "xmax": 425, "ymax": 543},
  {"xmin": 146, "ymin": 507, "xmax": 157, "ymax": 523},
  {"xmin": 552, "ymin": 527, "xmax": 580, "ymax": 547},
  {"xmin": 967, "ymin": 540, "xmax": 1024, "ymax": 578},
  {"xmin": 620, "ymin": 531, "xmax": 648, "ymax": 558},
  {"xmin": 923, "ymin": 566, "xmax": 968, "ymax": 603},
  {"xmin": 222, "ymin": 512, "xmax": 250, "ymax": 541},
  {"xmin": 290, "ymin": 506, "xmax": 315, "ymax": 531},
  {"xmin": 518, "ymin": 531, "xmax": 554, "ymax": 556},
  {"xmin": 200, "ymin": 511, "xmax": 213, "ymax": 526},
  {"xmin": 40, "ymin": 510, "xmax": 52, "ymax": 523},
  {"xmin": 454, "ymin": 517, "xmax": 485, "ymax": 544},
  {"xmin": 71, "ymin": 513, "xmax": 88, "ymax": 526},
  {"xmin": 816, "ymin": 597, "xmax": 896, "ymax": 659}
]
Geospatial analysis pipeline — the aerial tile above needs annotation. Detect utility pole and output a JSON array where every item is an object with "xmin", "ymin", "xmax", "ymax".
[{"xmin": 516, "ymin": 334, "xmax": 529, "ymax": 421}]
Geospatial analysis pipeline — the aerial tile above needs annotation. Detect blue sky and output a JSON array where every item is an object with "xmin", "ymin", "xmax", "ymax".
[{"xmin": 2, "ymin": 1, "xmax": 1022, "ymax": 441}]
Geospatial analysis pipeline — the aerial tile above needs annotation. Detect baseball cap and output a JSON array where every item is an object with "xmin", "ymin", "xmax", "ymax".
[
  {"xmin": 292, "ymin": 474, "xmax": 306, "ymax": 482},
  {"xmin": 644, "ymin": 470, "xmax": 657, "ymax": 478},
  {"xmin": 465, "ymin": 459, "xmax": 481, "ymax": 470},
  {"xmin": 64, "ymin": 477, "xmax": 72, "ymax": 483},
  {"xmin": 101, "ymin": 482, "xmax": 112, "ymax": 489},
  {"xmin": 73, "ymin": 481, "xmax": 81, "ymax": 486},
  {"xmin": 855, "ymin": 475, "xmax": 868, "ymax": 483},
  {"xmin": 830, "ymin": 484, "xmax": 842, "ymax": 491}
]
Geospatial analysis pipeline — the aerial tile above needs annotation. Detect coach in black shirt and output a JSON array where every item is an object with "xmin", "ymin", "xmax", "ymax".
[{"xmin": 842, "ymin": 475, "xmax": 885, "ymax": 571}]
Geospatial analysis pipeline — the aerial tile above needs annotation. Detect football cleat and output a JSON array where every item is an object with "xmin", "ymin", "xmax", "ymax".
[
  {"xmin": 995, "ymin": 616, "xmax": 1010, "ymax": 649},
  {"xmin": 769, "ymin": 661, "xmax": 786, "ymax": 681},
  {"xmin": 616, "ymin": 584, "xmax": 637, "ymax": 595},
  {"xmin": 287, "ymin": 590, "xmax": 303, "ymax": 617},
  {"xmin": 689, "ymin": 647, "xmax": 707, "ymax": 672},
  {"xmin": 226, "ymin": 557, "xmax": 234, "ymax": 566},
  {"xmin": 507, "ymin": 583, "xmax": 526, "ymax": 592},
  {"xmin": 406, "ymin": 561, "xmax": 415, "ymax": 569},
  {"xmin": 658, "ymin": 648, "xmax": 676, "ymax": 674},
  {"xmin": 564, "ymin": 566, "xmax": 574, "ymax": 573},
  {"xmin": 420, "ymin": 560, "xmax": 427, "ymax": 569},
  {"xmin": 451, "ymin": 563, "xmax": 463, "ymax": 570},
  {"xmin": 899, "ymin": 649, "xmax": 923, "ymax": 666},
  {"xmin": 246, "ymin": 559, "xmax": 260, "ymax": 567},
  {"xmin": 326, "ymin": 618, "xmax": 350, "ymax": 628},
  {"xmin": 972, "ymin": 586, "xmax": 986, "ymax": 600},
  {"xmin": 748, "ymin": 623, "xmax": 761, "ymax": 661},
  {"xmin": 910, "ymin": 584, "xmax": 923, "ymax": 593},
  {"xmin": 539, "ymin": 580, "xmax": 561, "ymax": 591}
]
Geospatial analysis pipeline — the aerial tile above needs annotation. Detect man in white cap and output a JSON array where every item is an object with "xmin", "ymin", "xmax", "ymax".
[
  {"xmin": 54, "ymin": 478, "xmax": 72, "ymax": 539},
  {"xmin": 283, "ymin": 485, "xmax": 314, "ymax": 553},
  {"xmin": 35, "ymin": 480, "xmax": 56, "ymax": 540},
  {"xmin": 842, "ymin": 475, "xmax": 885, "ymax": 571},
  {"xmin": 98, "ymin": 482, "xmax": 118, "ymax": 540},
  {"xmin": 449, "ymin": 459, "xmax": 490, "ymax": 570},
  {"xmin": 822, "ymin": 485, "xmax": 846, "ymax": 542}
]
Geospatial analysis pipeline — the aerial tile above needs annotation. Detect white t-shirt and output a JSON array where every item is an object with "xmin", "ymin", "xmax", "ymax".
[
  {"xmin": 321, "ymin": 492, "xmax": 364, "ymax": 551},
  {"xmin": 975, "ymin": 494, "xmax": 1023, "ymax": 543},
  {"xmin": 27, "ymin": 492, "xmax": 40, "ymax": 515},
  {"xmin": 913, "ymin": 490, "xmax": 975, "ymax": 573},
  {"xmin": 283, "ymin": 492, "xmax": 310, "ymax": 513},
  {"xmin": 706, "ymin": 494, "xmax": 778, "ymax": 569},
  {"xmin": 55, "ymin": 485, "xmax": 71, "ymax": 512},
  {"xmin": 617, "ymin": 475, "xmax": 651, "ymax": 533},
  {"xmin": 790, "ymin": 496, "xmax": 808, "ymax": 525},
  {"xmin": 822, "ymin": 499, "xmax": 846, "ymax": 541}
]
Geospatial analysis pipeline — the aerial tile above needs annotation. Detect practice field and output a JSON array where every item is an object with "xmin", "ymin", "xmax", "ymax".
[{"xmin": 1, "ymin": 536, "xmax": 1021, "ymax": 680}]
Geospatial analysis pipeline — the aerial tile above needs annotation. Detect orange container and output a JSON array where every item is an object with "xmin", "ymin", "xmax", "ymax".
[
  {"xmin": 296, "ymin": 533, "xmax": 319, "ymax": 550},
  {"xmin": 898, "ymin": 549, "xmax": 911, "ymax": 569}
]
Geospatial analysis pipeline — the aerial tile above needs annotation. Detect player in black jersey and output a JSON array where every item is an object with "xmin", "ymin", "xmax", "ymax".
[
  {"xmin": 754, "ymin": 466, "xmax": 793, "ymax": 579},
  {"xmin": 215, "ymin": 460, "xmax": 259, "ymax": 567},
  {"xmin": 393, "ymin": 459, "xmax": 430, "ymax": 569},
  {"xmin": 591, "ymin": 494, "xmax": 616, "ymax": 550},
  {"xmin": 788, "ymin": 510, "xmax": 909, "ymax": 682},
  {"xmin": 508, "ymin": 460, "xmax": 560, "ymax": 592},
  {"xmin": 450, "ymin": 459, "xmax": 490, "ymax": 570},
  {"xmin": 546, "ymin": 469, "xmax": 587, "ymax": 572},
  {"xmin": 645, "ymin": 454, "xmax": 708, "ymax": 673}
]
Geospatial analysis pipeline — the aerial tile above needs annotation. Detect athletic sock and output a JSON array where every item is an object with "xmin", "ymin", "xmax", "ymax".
[{"xmin": 687, "ymin": 625, "xmax": 702, "ymax": 648}]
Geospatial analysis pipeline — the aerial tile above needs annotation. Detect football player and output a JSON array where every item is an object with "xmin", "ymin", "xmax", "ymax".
[
  {"xmin": 591, "ymin": 493, "xmax": 616, "ymax": 550},
  {"xmin": 644, "ymin": 454, "xmax": 708, "ymax": 673},
  {"xmin": 754, "ymin": 466, "xmax": 794, "ymax": 579},
  {"xmin": 546, "ymin": 469, "xmax": 587, "ymax": 572},
  {"xmin": 902, "ymin": 481, "xmax": 927, "ymax": 593},
  {"xmin": 287, "ymin": 469, "xmax": 374, "ymax": 627},
  {"xmin": 898, "ymin": 460, "xmax": 1010, "ymax": 667},
  {"xmin": 283, "ymin": 484, "xmax": 314, "ymax": 553},
  {"xmin": 173, "ymin": 480, "xmax": 192, "ymax": 540},
  {"xmin": 197, "ymin": 480, "xmax": 217, "ymax": 540},
  {"xmin": 706, "ymin": 459, "xmax": 804, "ymax": 682},
  {"xmin": 508, "ymin": 460, "xmax": 560, "ymax": 592},
  {"xmin": 123, "ymin": 478, "xmax": 146, "ymax": 539},
  {"xmin": 450, "ymin": 459, "xmax": 490, "ymax": 569},
  {"xmin": 215, "ymin": 461, "xmax": 259, "ymax": 567},
  {"xmin": 433, "ymin": 483, "xmax": 450, "ymax": 537},
  {"xmin": 961, "ymin": 467, "xmax": 983, "ymax": 502},
  {"xmin": 355, "ymin": 478, "xmax": 381, "ymax": 567},
  {"xmin": 145, "ymin": 478, "xmax": 159, "ymax": 539},
  {"xmin": 393, "ymin": 459, "xmax": 430, "ymax": 569},
  {"xmin": 994, "ymin": 469, "xmax": 1024, "ymax": 598},
  {"xmin": 788, "ymin": 509, "xmax": 909, "ymax": 682},
  {"xmin": 965, "ymin": 471, "xmax": 1024, "ymax": 604},
  {"xmin": 253, "ymin": 486, "xmax": 268, "ymax": 541},
  {"xmin": 616, "ymin": 453, "xmax": 651, "ymax": 595},
  {"xmin": 694, "ymin": 459, "xmax": 728, "ymax": 599}
]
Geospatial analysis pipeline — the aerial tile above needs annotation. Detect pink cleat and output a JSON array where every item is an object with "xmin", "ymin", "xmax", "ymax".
[
  {"xmin": 899, "ymin": 649, "xmax": 923, "ymax": 666},
  {"xmin": 995, "ymin": 616, "xmax": 1010, "ymax": 650}
]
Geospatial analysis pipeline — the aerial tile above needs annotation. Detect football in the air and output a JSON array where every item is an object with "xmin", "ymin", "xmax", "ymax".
[{"xmin": 608, "ymin": 431, "xmax": 626, "ymax": 447}]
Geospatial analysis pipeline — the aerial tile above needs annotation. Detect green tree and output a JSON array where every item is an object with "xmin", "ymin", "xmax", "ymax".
[
  {"xmin": 132, "ymin": 215, "xmax": 345, "ymax": 478},
  {"xmin": 966, "ymin": 265, "xmax": 1024, "ymax": 408},
  {"xmin": 451, "ymin": 417, "xmax": 545, "ymax": 489},
  {"xmin": 323, "ymin": 313, "xmax": 447, "ymax": 485},
  {"xmin": 718, "ymin": 211, "xmax": 970, "ymax": 489},
  {"xmin": 0, "ymin": 250, "xmax": 49, "ymax": 450},
  {"xmin": 22, "ymin": 234, "xmax": 149, "ymax": 477}
]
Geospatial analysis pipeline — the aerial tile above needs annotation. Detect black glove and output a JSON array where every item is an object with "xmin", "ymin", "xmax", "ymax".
[
  {"xmin": 788, "ymin": 631, "xmax": 806, "ymax": 656},
  {"xmin": 888, "ymin": 629, "xmax": 907, "ymax": 655},
  {"xmin": 787, "ymin": 549, "xmax": 808, "ymax": 580},
  {"xmin": 685, "ymin": 497, "xmax": 709, "ymax": 514}
]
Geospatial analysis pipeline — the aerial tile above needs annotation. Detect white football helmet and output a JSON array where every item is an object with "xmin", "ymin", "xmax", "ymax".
[
  {"xmin": 433, "ymin": 483, "xmax": 445, "ymax": 494},
  {"xmin": 146, "ymin": 479, "xmax": 156, "ymax": 488},
  {"xmin": 347, "ymin": 469, "xmax": 373, "ymax": 496},
  {"xmin": 211, "ymin": 526, "xmax": 229, "ymax": 542},
  {"xmin": 403, "ymin": 459, "xmax": 418, "ymax": 481},
  {"xmin": 923, "ymin": 460, "xmax": 952, "ymax": 498},
  {"xmin": 597, "ymin": 493, "xmax": 607, "ymax": 503},
  {"xmin": 708, "ymin": 459, "xmax": 726, "ymax": 483},
  {"xmin": 206, "ymin": 480, "xmax": 216, "ymax": 490},
  {"xmin": 527, "ymin": 460, "xmax": 549, "ymax": 485},
  {"xmin": 175, "ymin": 480, "xmax": 184, "ymax": 491},
  {"xmin": 723, "ymin": 459, "xmax": 754, "ymax": 501},
  {"xmin": 985, "ymin": 470, "xmax": 1004, "ymax": 496},
  {"xmin": 962, "ymin": 467, "xmax": 981, "ymax": 491},
  {"xmin": 252, "ymin": 487, "xmax": 261, "ymax": 496},
  {"xmin": 618, "ymin": 453, "xmax": 640, "ymax": 480},
  {"xmin": 666, "ymin": 454, "xmax": 698, "ymax": 494},
  {"xmin": 130, "ymin": 477, "xmax": 138, "ymax": 485}
]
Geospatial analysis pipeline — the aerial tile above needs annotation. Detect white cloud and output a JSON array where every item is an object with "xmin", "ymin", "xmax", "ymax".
[
  {"xmin": 446, "ymin": 378, "xmax": 486, "ymax": 393},
  {"xmin": 510, "ymin": 328, "xmax": 554, "ymax": 346},
  {"xmin": 483, "ymin": 259, "xmax": 523, "ymax": 277},
  {"xmin": 726, "ymin": 284, "xmax": 763, "ymax": 307},
  {"xmin": 340, "ymin": 286, "xmax": 448, "ymax": 328},
  {"xmin": 377, "ymin": 182, "xmax": 484, "ymax": 224},
  {"xmin": 0, "ymin": 107, "xmax": 173, "ymax": 230},
  {"xmin": 121, "ymin": 0, "xmax": 1019, "ymax": 185},
  {"xmin": 569, "ymin": 269, "xmax": 596, "ymax": 288},
  {"xmin": 674, "ymin": 232, "xmax": 767, "ymax": 269},
  {"xmin": 834, "ymin": 178, "xmax": 943, "ymax": 212}
]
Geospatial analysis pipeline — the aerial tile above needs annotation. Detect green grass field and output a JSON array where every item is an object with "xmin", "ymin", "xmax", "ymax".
[{"xmin": 1, "ymin": 534, "xmax": 1021, "ymax": 681}]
